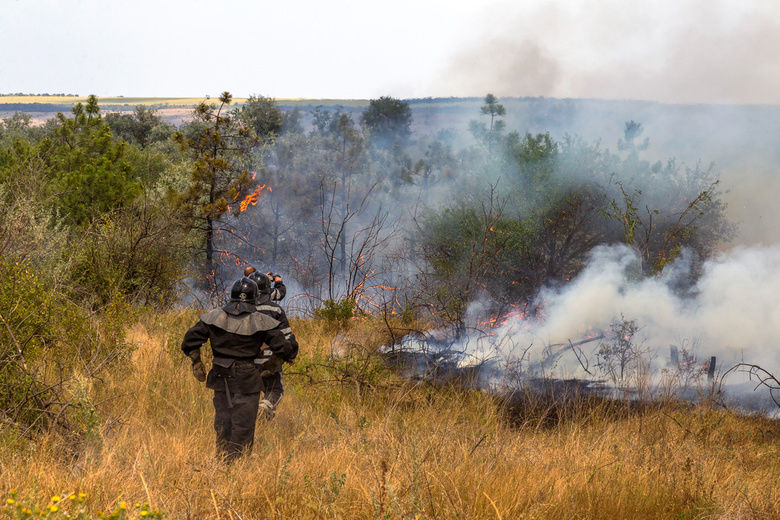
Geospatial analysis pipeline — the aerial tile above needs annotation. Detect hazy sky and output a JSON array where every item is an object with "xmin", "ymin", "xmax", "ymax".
[{"xmin": 2, "ymin": 0, "xmax": 780, "ymax": 104}]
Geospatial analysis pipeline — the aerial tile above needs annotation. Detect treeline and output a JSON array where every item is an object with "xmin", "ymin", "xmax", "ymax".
[{"xmin": 0, "ymin": 92, "xmax": 734, "ymax": 320}]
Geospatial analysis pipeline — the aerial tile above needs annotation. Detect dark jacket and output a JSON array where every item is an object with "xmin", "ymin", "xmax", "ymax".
[
  {"xmin": 254, "ymin": 295, "xmax": 298, "ymax": 373},
  {"xmin": 181, "ymin": 303, "xmax": 291, "ymax": 392},
  {"xmin": 270, "ymin": 280, "xmax": 286, "ymax": 302}
]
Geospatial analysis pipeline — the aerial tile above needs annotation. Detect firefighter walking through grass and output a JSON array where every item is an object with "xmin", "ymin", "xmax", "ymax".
[
  {"xmin": 247, "ymin": 271, "xmax": 298, "ymax": 420},
  {"xmin": 181, "ymin": 277, "xmax": 293, "ymax": 462}
]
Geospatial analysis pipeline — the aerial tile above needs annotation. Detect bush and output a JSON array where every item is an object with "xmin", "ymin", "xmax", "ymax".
[
  {"xmin": 68, "ymin": 199, "xmax": 188, "ymax": 309},
  {"xmin": 314, "ymin": 298, "xmax": 359, "ymax": 328},
  {"xmin": 0, "ymin": 257, "xmax": 131, "ymax": 436}
]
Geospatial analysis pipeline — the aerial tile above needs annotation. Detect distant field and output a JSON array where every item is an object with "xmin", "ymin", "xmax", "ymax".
[
  {"xmin": 0, "ymin": 95, "xmax": 245, "ymax": 106},
  {"xmin": 0, "ymin": 95, "xmax": 370, "ymax": 108},
  {"xmin": 0, "ymin": 96, "xmax": 373, "ymax": 126}
]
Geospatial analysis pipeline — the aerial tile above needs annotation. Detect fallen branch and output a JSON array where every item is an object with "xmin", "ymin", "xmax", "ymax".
[{"xmin": 721, "ymin": 363, "xmax": 780, "ymax": 408}]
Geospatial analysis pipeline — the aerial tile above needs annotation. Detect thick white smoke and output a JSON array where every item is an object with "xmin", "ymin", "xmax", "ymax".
[{"xmin": 449, "ymin": 243, "xmax": 780, "ymax": 389}]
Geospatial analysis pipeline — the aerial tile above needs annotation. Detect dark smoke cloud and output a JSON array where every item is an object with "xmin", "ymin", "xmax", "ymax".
[
  {"xmin": 432, "ymin": 0, "xmax": 780, "ymax": 105},
  {"xmin": 433, "ymin": 37, "xmax": 561, "ymax": 98}
]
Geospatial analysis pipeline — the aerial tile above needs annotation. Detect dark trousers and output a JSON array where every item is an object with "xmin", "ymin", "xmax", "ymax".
[{"xmin": 213, "ymin": 390, "xmax": 261, "ymax": 462}]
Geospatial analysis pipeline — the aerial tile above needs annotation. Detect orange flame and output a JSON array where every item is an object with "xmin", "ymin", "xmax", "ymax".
[{"xmin": 239, "ymin": 183, "xmax": 269, "ymax": 212}]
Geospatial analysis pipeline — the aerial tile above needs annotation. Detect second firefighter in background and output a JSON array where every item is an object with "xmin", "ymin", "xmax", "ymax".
[{"xmin": 247, "ymin": 270, "xmax": 298, "ymax": 419}]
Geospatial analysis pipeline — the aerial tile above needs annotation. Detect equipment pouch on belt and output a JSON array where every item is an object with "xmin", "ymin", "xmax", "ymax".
[
  {"xmin": 212, "ymin": 357, "xmax": 236, "ymax": 376},
  {"xmin": 207, "ymin": 358, "xmax": 264, "ymax": 394},
  {"xmin": 207, "ymin": 357, "xmax": 235, "ymax": 389}
]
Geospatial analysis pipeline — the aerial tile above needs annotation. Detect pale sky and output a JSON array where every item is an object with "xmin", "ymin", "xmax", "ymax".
[{"xmin": 2, "ymin": 0, "xmax": 780, "ymax": 104}]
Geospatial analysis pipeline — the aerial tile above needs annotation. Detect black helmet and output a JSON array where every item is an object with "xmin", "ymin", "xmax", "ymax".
[
  {"xmin": 230, "ymin": 277, "xmax": 258, "ymax": 304},
  {"xmin": 247, "ymin": 271, "xmax": 271, "ymax": 295}
]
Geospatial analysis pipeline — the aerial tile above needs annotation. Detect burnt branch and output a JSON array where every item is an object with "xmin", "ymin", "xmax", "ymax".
[{"xmin": 722, "ymin": 363, "xmax": 780, "ymax": 408}]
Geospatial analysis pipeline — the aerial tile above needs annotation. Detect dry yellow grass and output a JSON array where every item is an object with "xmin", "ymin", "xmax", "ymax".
[{"xmin": 2, "ymin": 313, "xmax": 780, "ymax": 519}]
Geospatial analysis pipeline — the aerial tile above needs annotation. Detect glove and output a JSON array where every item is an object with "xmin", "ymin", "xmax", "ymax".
[
  {"xmin": 187, "ymin": 350, "xmax": 207, "ymax": 382},
  {"xmin": 258, "ymin": 355, "xmax": 283, "ymax": 378},
  {"xmin": 192, "ymin": 360, "xmax": 207, "ymax": 382}
]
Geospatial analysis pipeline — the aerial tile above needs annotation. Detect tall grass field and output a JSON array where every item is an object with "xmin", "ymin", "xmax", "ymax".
[{"xmin": 2, "ymin": 310, "xmax": 780, "ymax": 520}]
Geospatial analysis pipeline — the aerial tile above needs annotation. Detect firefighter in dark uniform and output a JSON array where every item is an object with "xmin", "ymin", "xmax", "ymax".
[
  {"xmin": 247, "ymin": 271, "xmax": 298, "ymax": 420},
  {"xmin": 181, "ymin": 277, "xmax": 293, "ymax": 462},
  {"xmin": 266, "ymin": 272, "xmax": 286, "ymax": 302},
  {"xmin": 243, "ymin": 266, "xmax": 287, "ymax": 302}
]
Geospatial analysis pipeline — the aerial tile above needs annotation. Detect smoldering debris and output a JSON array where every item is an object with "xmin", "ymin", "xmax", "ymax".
[{"xmin": 381, "ymin": 243, "xmax": 780, "ymax": 414}]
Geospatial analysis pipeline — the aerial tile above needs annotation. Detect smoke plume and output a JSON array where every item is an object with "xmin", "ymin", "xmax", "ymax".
[
  {"xmin": 442, "ymin": 243, "xmax": 780, "ymax": 395},
  {"xmin": 431, "ymin": 0, "xmax": 780, "ymax": 106}
]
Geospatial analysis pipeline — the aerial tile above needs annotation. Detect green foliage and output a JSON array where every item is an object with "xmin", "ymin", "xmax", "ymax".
[
  {"xmin": 399, "ymin": 139, "xmax": 457, "ymax": 197},
  {"xmin": 237, "ymin": 94, "xmax": 283, "ymax": 140},
  {"xmin": 0, "ymin": 260, "xmax": 57, "ymax": 427},
  {"xmin": 0, "ymin": 132, "xmax": 186, "ymax": 309},
  {"xmin": 602, "ymin": 169, "xmax": 730, "ymax": 275},
  {"xmin": 37, "ymin": 96, "xmax": 143, "ymax": 227},
  {"xmin": 0, "ymin": 258, "xmax": 130, "ymax": 432},
  {"xmin": 121, "ymin": 144, "xmax": 177, "ymax": 188},
  {"xmin": 0, "ymin": 259, "xmax": 62, "ymax": 361},
  {"xmin": 469, "ymin": 93, "xmax": 507, "ymax": 157},
  {"xmin": 2, "ymin": 111, "xmax": 33, "ymax": 131},
  {"xmin": 417, "ymin": 191, "xmax": 532, "ymax": 327},
  {"xmin": 68, "ymin": 200, "xmax": 188, "ymax": 308},
  {"xmin": 0, "ymin": 163, "xmax": 134, "ymax": 431},
  {"xmin": 479, "ymin": 93, "xmax": 506, "ymax": 132},
  {"xmin": 0, "ymin": 170, "xmax": 67, "ymax": 268},
  {"xmin": 0, "ymin": 112, "xmax": 46, "ymax": 144},
  {"xmin": 104, "ymin": 106, "xmax": 174, "ymax": 148},
  {"xmin": 173, "ymin": 92, "xmax": 260, "ymax": 282},
  {"xmin": 311, "ymin": 104, "xmax": 348, "ymax": 135},
  {"xmin": 505, "ymin": 131, "xmax": 559, "ymax": 197},
  {"xmin": 360, "ymin": 96, "xmax": 412, "ymax": 149},
  {"xmin": 0, "ymin": 101, "xmax": 734, "ymax": 332},
  {"xmin": 315, "ymin": 298, "xmax": 359, "ymax": 327}
]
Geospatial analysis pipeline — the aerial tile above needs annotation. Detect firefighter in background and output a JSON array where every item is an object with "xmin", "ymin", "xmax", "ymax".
[
  {"xmin": 181, "ymin": 277, "xmax": 293, "ymax": 462},
  {"xmin": 243, "ymin": 266, "xmax": 286, "ymax": 302},
  {"xmin": 247, "ymin": 271, "xmax": 298, "ymax": 420}
]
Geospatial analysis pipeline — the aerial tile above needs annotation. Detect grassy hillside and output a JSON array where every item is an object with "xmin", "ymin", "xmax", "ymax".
[{"xmin": 2, "ymin": 312, "xmax": 780, "ymax": 520}]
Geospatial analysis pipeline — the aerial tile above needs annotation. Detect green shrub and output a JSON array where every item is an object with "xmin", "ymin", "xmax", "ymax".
[
  {"xmin": 68, "ymin": 201, "xmax": 188, "ymax": 309},
  {"xmin": 314, "ymin": 298, "xmax": 359, "ymax": 328},
  {"xmin": 0, "ymin": 258, "xmax": 131, "ymax": 434}
]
